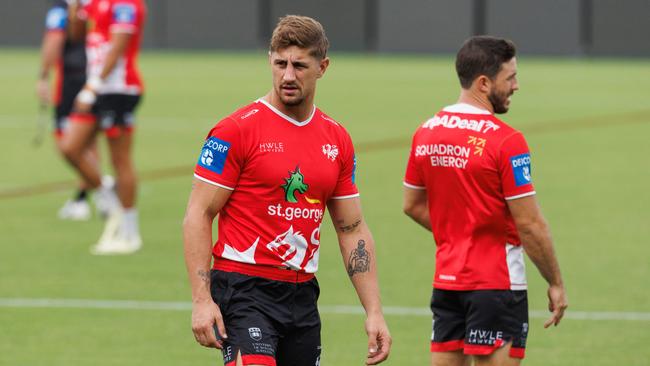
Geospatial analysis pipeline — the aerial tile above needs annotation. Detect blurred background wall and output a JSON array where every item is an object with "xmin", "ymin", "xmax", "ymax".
[{"xmin": 1, "ymin": 0, "xmax": 648, "ymax": 56}]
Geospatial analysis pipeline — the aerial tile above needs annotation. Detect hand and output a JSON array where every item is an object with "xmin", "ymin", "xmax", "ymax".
[
  {"xmin": 36, "ymin": 79, "xmax": 50, "ymax": 106},
  {"xmin": 74, "ymin": 86, "xmax": 96, "ymax": 113},
  {"xmin": 544, "ymin": 284, "xmax": 568, "ymax": 328},
  {"xmin": 191, "ymin": 300, "xmax": 228, "ymax": 349},
  {"xmin": 365, "ymin": 313, "xmax": 391, "ymax": 365}
]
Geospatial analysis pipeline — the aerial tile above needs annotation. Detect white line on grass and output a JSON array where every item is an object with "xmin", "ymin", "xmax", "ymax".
[{"xmin": 1, "ymin": 298, "xmax": 649, "ymax": 321}]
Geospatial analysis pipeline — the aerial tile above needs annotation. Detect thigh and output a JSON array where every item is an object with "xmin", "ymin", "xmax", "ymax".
[
  {"xmin": 430, "ymin": 289, "xmax": 466, "ymax": 352},
  {"xmin": 276, "ymin": 279, "xmax": 321, "ymax": 366},
  {"xmin": 464, "ymin": 290, "xmax": 528, "ymax": 359},
  {"xmin": 211, "ymin": 271, "xmax": 285, "ymax": 366}
]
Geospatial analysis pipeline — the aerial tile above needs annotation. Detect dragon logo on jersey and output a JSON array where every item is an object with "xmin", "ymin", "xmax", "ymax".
[
  {"xmin": 281, "ymin": 166, "xmax": 309, "ymax": 203},
  {"xmin": 266, "ymin": 226, "xmax": 309, "ymax": 269}
]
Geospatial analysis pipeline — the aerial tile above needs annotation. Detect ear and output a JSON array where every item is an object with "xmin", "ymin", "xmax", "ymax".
[
  {"xmin": 475, "ymin": 75, "xmax": 492, "ymax": 94},
  {"xmin": 317, "ymin": 57, "xmax": 330, "ymax": 79}
]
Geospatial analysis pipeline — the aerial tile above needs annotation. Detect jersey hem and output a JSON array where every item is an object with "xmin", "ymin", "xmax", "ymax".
[
  {"xmin": 505, "ymin": 191, "xmax": 536, "ymax": 200},
  {"xmin": 193, "ymin": 173, "xmax": 235, "ymax": 191},
  {"xmin": 213, "ymin": 258, "xmax": 315, "ymax": 283},
  {"xmin": 433, "ymin": 283, "xmax": 527, "ymax": 291}
]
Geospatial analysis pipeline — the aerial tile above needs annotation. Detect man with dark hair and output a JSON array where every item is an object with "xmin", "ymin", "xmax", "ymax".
[
  {"xmin": 403, "ymin": 36, "xmax": 567, "ymax": 366},
  {"xmin": 37, "ymin": 0, "xmax": 106, "ymax": 220},
  {"xmin": 183, "ymin": 15, "xmax": 391, "ymax": 366}
]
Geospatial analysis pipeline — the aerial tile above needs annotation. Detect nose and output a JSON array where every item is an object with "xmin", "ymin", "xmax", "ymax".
[
  {"xmin": 512, "ymin": 78, "xmax": 519, "ymax": 92},
  {"xmin": 283, "ymin": 62, "xmax": 296, "ymax": 83}
]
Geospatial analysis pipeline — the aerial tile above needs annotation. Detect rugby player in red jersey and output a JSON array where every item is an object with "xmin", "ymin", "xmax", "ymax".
[
  {"xmin": 403, "ymin": 36, "xmax": 567, "ymax": 366},
  {"xmin": 183, "ymin": 15, "xmax": 391, "ymax": 366},
  {"xmin": 64, "ymin": 0, "xmax": 146, "ymax": 254}
]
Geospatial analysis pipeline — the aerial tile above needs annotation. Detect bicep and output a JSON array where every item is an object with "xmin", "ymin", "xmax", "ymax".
[
  {"xmin": 109, "ymin": 32, "xmax": 132, "ymax": 54},
  {"xmin": 403, "ymin": 186, "xmax": 427, "ymax": 210},
  {"xmin": 186, "ymin": 178, "xmax": 233, "ymax": 220},
  {"xmin": 506, "ymin": 195, "xmax": 543, "ymax": 228},
  {"xmin": 328, "ymin": 197, "xmax": 363, "ymax": 234}
]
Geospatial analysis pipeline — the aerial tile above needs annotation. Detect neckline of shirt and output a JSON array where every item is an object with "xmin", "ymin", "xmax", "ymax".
[
  {"xmin": 257, "ymin": 98, "xmax": 316, "ymax": 127},
  {"xmin": 443, "ymin": 103, "xmax": 492, "ymax": 115}
]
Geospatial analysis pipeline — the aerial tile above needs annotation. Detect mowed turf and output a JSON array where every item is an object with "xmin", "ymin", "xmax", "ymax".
[{"xmin": 0, "ymin": 49, "xmax": 649, "ymax": 365}]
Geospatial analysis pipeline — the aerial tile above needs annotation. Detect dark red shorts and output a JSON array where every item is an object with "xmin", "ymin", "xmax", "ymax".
[
  {"xmin": 211, "ymin": 270, "xmax": 322, "ymax": 366},
  {"xmin": 430, "ymin": 288, "xmax": 529, "ymax": 359}
]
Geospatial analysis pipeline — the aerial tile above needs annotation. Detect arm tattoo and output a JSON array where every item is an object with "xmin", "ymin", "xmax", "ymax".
[
  {"xmin": 347, "ymin": 240, "xmax": 371, "ymax": 277},
  {"xmin": 197, "ymin": 269, "xmax": 210, "ymax": 285},
  {"xmin": 338, "ymin": 219, "xmax": 361, "ymax": 233}
]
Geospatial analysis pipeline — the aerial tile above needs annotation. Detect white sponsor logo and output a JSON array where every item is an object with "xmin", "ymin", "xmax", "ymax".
[
  {"xmin": 439, "ymin": 274, "xmax": 456, "ymax": 281},
  {"xmin": 259, "ymin": 142, "xmax": 284, "ymax": 153},
  {"xmin": 241, "ymin": 108, "xmax": 259, "ymax": 119},
  {"xmin": 267, "ymin": 204, "xmax": 324, "ymax": 223},
  {"xmin": 322, "ymin": 144, "xmax": 339, "ymax": 161},
  {"xmin": 522, "ymin": 166, "xmax": 531, "ymax": 181},
  {"xmin": 248, "ymin": 327, "xmax": 262, "ymax": 341},
  {"xmin": 422, "ymin": 115, "xmax": 500, "ymax": 133},
  {"xmin": 200, "ymin": 149, "xmax": 213, "ymax": 166},
  {"xmin": 468, "ymin": 329, "xmax": 503, "ymax": 345},
  {"xmin": 415, "ymin": 144, "xmax": 470, "ymax": 169},
  {"xmin": 266, "ymin": 226, "xmax": 321, "ymax": 271},
  {"xmin": 321, "ymin": 114, "xmax": 339, "ymax": 125},
  {"xmin": 511, "ymin": 155, "xmax": 531, "ymax": 167},
  {"xmin": 206, "ymin": 139, "xmax": 229, "ymax": 153}
]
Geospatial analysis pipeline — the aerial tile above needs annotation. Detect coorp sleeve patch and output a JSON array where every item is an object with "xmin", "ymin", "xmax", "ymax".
[{"xmin": 197, "ymin": 137, "xmax": 231, "ymax": 174}]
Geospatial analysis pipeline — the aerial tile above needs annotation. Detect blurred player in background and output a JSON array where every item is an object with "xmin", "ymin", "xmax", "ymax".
[
  {"xmin": 403, "ymin": 36, "xmax": 568, "ymax": 366},
  {"xmin": 37, "ymin": 0, "xmax": 105, "ymax": 221},
  {"xmin": 63, "ymin": 0, "xmax": 147, "ymax": 254},
  {"xmin": 183, "ymin": 15, "xmax": 391, "ymax": 366}
]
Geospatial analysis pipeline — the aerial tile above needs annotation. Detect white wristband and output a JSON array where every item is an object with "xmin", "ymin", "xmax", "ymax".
[
  {"xmin": 86, "ymin": 76, "xmax": 103, "ymax": 91},
  {"xmin": 76, "ymin": 89, "xmax": 97, "ymax": 105}
]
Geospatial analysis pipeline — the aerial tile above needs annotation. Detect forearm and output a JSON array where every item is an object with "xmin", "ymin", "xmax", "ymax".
[
  {"xmin": 98, "ymin": 34, "xmax": 130, "ymax": 81},
  {"xmin": 183, "ymin": 211, "xmax": 215, "ymax": 303},
  {"xmin": 339, "ymin": 223, "xmax": 384, "ymax": 316},
  {"xmin": 519, "ymin": 219, "xmax": 563, "ymax": 286},
  {"xmin": 39, "ymin": 33, "xmax": 65, "ymax": 79}
]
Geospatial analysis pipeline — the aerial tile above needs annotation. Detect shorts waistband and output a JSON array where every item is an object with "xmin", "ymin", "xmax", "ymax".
[{"xmin": 213, "ymin": 258, "xmax": 315, "ymax": 283}]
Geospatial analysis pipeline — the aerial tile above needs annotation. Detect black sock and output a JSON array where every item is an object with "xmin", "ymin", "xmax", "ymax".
[{"xmin": 75, "ymin": 190, "xmax": 88, "ymax": 202}]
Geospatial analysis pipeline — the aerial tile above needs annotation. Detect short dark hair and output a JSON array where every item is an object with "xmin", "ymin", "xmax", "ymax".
[
  {"xmin": 455, "ymin": 36, "xmax": 517, "ymax": 89},
  {"xmin": 270, "ymin": 15, "xmax": 330, "ymax": 60}
]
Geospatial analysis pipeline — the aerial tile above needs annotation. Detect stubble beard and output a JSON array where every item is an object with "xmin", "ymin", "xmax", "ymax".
[{"xmin": 488, "ymin": 88, "xmax": 511, "ymax": 114}]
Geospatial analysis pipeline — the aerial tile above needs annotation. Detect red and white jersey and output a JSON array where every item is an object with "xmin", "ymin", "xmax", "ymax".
[
  {"xmin": 404, "ymin": 103, "xmax": 535, "ymax": 291},
  {"xmin": 83, "ymin": 0, "xmax": 145, "ymax": 94},
  {"xmin": 194, "ymin": 99, "xmax": 359, "ymax": 277}
]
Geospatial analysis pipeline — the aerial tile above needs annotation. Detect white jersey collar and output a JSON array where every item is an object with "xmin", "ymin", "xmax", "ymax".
[
  {"xmin": 257, "ymin": 98, "xmax": 316, "ymax": 127},
  {"xmin": 442, "ymin": 103, "xmax": 492, "ymax": 115}
]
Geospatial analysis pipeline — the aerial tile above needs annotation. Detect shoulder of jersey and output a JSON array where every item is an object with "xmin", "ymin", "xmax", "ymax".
[
  {"xmin": 226, "ymin": 101, "xmax": 265, "ymax": 125},
  {"xmin": 316, "ymin": 109, "xmax": 349, "ymax": 133}
]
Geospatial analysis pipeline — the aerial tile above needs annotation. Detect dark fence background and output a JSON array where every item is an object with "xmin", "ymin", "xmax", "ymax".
[{"xmin": 1, "ymin": 0, "xmax": 648, "ymax": 56}]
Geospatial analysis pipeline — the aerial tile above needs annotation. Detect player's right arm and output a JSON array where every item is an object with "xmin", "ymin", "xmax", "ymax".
[
  {"xmin": 37, "ymin": 6, "xmax": 67, "ymax": 105},
  {"xmin": 402, "ymin": 187, "xmax": 431, "ymax": 231},
  {"xmin": 182, "ymin": 179, "xmax": 232, "ymax": 349}
]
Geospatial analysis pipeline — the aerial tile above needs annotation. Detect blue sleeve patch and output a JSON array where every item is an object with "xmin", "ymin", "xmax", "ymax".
[
  {"xmin": 351, "ymin": 154, "xmax": 357, "ymax": 184},
  {"xmin": 197, "ymin": 137, "xmax": 231, "ymax": 175},
  {"xmin": 112, "ymin": 3, "xmax": 136, "ymax": 24},
  {"xmin": 510, "ymin": 153, "xmax": 532, "ymax": 186},
  {"xmin": 46, "ymin": 7, "xmax": 67, "ymax": 30}
]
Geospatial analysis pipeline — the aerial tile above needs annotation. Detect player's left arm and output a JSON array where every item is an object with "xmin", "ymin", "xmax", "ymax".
[{"xmin": 328, "ymin": 197, "xmax": 391, "ymax": 365}]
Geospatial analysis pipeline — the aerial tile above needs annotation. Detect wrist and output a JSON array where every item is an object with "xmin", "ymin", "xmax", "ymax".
[{"xmin": 86, "ymin": 75, "xmax": 103, "ymax": 91}]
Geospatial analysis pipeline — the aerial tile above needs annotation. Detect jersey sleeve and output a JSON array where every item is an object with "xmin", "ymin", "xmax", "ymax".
[
  {"xmin": 45, "ymin": 6, "xmax": 67, "ymax": 31},
  {"xmin": 330, "ymin": 129, "xmax": 360, "ymax": 199},
  {"xmin": 109, "ymin": 1, "xmax": 141, "ymax": 33},
  {"xmin": 499, "ymin": 132, "xmax": 536, "ymax": 200},
  {"xmin": 194, "ymin": 117, "xmax": 243, "ymax": 190},
  {"xmin": 403, "ymin": 132, "xmax": 426, "ymax": 189}
]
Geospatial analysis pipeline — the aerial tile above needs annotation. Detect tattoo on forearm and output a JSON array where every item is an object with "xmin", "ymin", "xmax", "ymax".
[
  {"xmin": 338, "ymin": 219, "xmax": 361, "ymax": 233},
  {"xmin": 197, "ymin": 269, "xmax": 210, "ymax": 285},
  {"xmin": 347, "ymin": 240, "xmax": 371, "ymax": 277}
]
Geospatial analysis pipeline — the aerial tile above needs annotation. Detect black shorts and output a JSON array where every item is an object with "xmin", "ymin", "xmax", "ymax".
[
  {"xmin": 210, "ymin": 270, "xmax": 322, "ymax": 366},
  {"xmin": 430, "ymin": 289, "xmax": 529, "ymax": 359},
  {"xmin": 93, "ymin": 94, "xmax": 141, "ymax": 137},
  {"xmin": 54, "ymin": 75, "xmax": 85, "ymax": 134}
]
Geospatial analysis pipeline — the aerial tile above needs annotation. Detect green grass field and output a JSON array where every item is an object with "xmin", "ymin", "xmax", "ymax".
[{"xmin": 1, "ymin": 49, "xmax": 649, "ymax": 365}]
